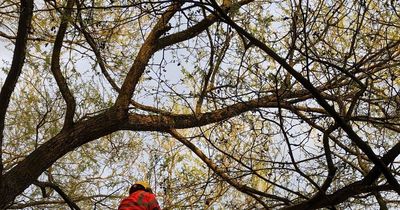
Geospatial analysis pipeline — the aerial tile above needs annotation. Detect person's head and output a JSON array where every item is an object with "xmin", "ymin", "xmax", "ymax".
[{"xmin": 129, "ymin": 181, "xmax": 152, "ymax": 194}]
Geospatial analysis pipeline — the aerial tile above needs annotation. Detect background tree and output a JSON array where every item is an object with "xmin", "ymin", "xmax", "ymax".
[{"xmin": 0, "ymin": 0, "xmax": 399, "ymax": 209}]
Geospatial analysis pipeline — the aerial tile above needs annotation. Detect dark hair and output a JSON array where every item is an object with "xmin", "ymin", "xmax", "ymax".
[
  {"xmin": 129, "ymin": 184, "xmax": 145, "ymax": 194},
  {"xmin": 145, "ymin": 188, "xmax": 153, "ymax": 194}
]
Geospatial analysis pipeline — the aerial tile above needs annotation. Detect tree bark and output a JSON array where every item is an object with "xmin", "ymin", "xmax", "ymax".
[
  {"xmin": 0, "ymin": 0, "xmax": 33, "ymax": 179},
  {"xmin": 0, "ymin": 109, "xmax": 123, "ymax": 208}
]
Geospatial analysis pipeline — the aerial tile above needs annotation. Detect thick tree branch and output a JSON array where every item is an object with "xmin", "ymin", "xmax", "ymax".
[
  {"xmin": 50, "ymin": 0, "xmax": 76, "ymax": 129},
  {"xmin": 320, "ymin": 125, "xmax": 338, "ymax": 192},
  {"xmin": 115, "ymin": 1, "xmax": 181, "ymax": 109},
  {"xmin": 0, "ymin": 88, "xmax": 397, "ymax": 208},
  {"xmin": 284, "ymin": 141, "xmax": 400, "ymax": 209},
  {"xmin": 283, "ymin": 183, "xmax": 395, "ymax": 210},
  {"xmin": 0, "ymin": 108, "xmax": 124, "ymax": 208},
  {"xmin": 122, "ymin": 95, "xmax": 279, "ymax": 130},
  {"xmin": 155, "ymin": 0, "xmax": 253, "ymax": 51},
  {"xmin": 0, "ymin": 0, "xmax": 33, "ymax": 179},
  {"xmin": 208, "ymin": 0, "xmax": 400, "ymax": 194},
  {"xmin": 0, "ymin": 92, "xmax": 305, "ymax": 207},
  {"xmin": 362, "ymin": 142, "xmax": 400, "ymax": 185},
  {"xmin": 1, "ymin": 1, "xmax": 398, "ymax": 209}
]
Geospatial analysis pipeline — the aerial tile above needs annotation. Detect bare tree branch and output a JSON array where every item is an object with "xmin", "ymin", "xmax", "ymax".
[
  {"xmin": 115, "ymin": 1, "xmax": 182, "ymax": 109},
  {"xmin": 33, "ymin": 180, "xmax": 81, "ymax": 210},
  {"xmin": 0, "ymin": 0, "xmax": 33, "ymax": 179},
  {"xmin": 49, "ymin": 0, "xmax": 76, "ymax": 129},
  {"xmin": 168, "ymin": 129, "xmax": 289, "ymax": 208},
  {"xmin": 208, "ymin": 0, "xmax": 400, "ymax": 194}
]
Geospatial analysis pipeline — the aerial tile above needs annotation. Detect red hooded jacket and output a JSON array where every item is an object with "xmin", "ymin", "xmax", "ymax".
[{"xmin": 118, "ymin": 190, "xmax": 161, "ymax": 210}]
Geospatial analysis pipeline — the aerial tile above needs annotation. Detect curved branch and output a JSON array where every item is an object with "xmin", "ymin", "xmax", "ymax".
[
  {"xmin": 199, "ymin": 128, "xmax": 308, "ymax": 199},
  {"xmin": 276, "ymin": 88, "xmax": 321, "ymax": 190},
  {"xmin": 50, "ymin": 0, "xmax": 76, "ymax": 129},
  {"xmin": 284, "ymin": 141, "xmax": 400, "ymax": 209},
  {"xmin": 123, "ymin": 95, "xmax": 279, "ymax": 130},
  {"xmin": 0, "ymin": 108, "xmax": 124, "ymax": 208},
  {"xmin": 74, "ymin": 0, "xmax": 121, "ymax": 93},
  {"xmin": 283, "ymin": 183, "xmax": 395, "ymax": 210},
  {"xmin": 155, "ymin": 0, "xmax": 254, "ymax": 51},
  {"xmin": 169, "ymin": 129, "xmax": 289, "ymax": 208},
  {"xmin": 290, "ymin": 125, "xmax": 339, "ymax": 210},
  {"xmin": 33, "ymin": 181, "xmax": 81, "ymax": 210},
  {"xmin": 1, "ymin": 91, "xmax": 397, "ymax": 208},
  {"xmin": 115, "ymin": 1, "xmax": 182, "ymax": 109},
  {"xmin": 208, "ymin": 0, "xmax": 400, "ymax": 194},
  {"xmin": 0, "ymin": 0, "xmax": 34, "ymax": 178}
]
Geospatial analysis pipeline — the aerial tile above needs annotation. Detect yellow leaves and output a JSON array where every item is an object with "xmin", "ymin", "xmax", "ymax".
[
  {"xmin": 250, "ymin": 162, "xmax": 272, "ymax": 193},
  {"xmin": 170, "ymin": 100, "xmax": 193, "ymax": 115},
  {"xmin": 394, "ymin": 69, "xmax": 400, "ymax": 86}
]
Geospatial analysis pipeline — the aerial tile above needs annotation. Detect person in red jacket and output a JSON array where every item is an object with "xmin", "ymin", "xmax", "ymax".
[{"xmin": 118, "ymin": 181, "xmax": 161, "ymax": 210}]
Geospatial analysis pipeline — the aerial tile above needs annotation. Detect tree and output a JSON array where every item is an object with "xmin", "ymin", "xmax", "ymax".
[{"xmin": 0, "ymin": 0, "xmax": 399, "ymax": 209}]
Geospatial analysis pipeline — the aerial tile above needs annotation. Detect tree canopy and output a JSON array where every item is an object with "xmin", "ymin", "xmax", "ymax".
[{"xmin": 0, "ymin": 0, "xmax": 400, "ymax": 209}]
